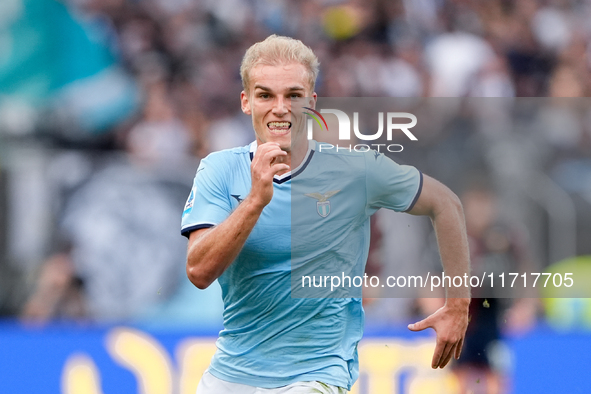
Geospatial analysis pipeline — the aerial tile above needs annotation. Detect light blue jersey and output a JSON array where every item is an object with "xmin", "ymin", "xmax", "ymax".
[{"xmin": 181, "ymin": 141, "xmax": 422, "ymax": 390}]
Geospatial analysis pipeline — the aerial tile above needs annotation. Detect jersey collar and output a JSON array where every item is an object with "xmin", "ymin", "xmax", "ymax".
[{"xmin": 249, "ymin": 140, "xmax": 315, "ymax": 184}]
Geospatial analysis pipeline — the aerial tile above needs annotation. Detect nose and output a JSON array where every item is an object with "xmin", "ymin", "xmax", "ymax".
[{"xmin": 272, "ymin": 96, "xmax": 289, "ymax": 117}]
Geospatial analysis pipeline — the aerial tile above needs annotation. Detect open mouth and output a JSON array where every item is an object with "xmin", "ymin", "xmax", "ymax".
[{"xmin": 267, "ymin": 121, "xmax": 291, "ymax": 134}]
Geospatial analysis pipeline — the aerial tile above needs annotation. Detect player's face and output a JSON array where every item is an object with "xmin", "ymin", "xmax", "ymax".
[{"xmin": 241, "ymin": 63, "xmax": 316, "ymax": 151}]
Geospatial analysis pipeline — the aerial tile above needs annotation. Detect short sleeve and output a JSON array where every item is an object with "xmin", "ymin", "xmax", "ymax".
[
  {"xmin": 181, "ymin": 154, "xmax": 232, "ymax": 238},
  {"xmin": 365, "ymin": 151, "xmax": 423, "ymax": 213}
]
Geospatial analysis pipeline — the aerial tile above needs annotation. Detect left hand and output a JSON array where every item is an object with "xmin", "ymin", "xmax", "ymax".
[{"xmin": 408, "ymin": 298, "xmax": 470, "ymax": 369}]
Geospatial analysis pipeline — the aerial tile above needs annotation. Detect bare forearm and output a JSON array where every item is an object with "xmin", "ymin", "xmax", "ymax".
[
  {"xmin": 187, "ymin": 196, "xmax": 265, "ymax": 288},
  {"xmin": 408, "ymin": 175, "xmax": 471, "ymax": 303},
  {"xmin": 431, "ymin": 197, "xmax": 471, "ymax": 302}
]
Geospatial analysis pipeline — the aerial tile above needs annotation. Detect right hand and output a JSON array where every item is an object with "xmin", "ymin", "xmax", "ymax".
[{"xmin": 249, "ymin": 142, "xmax": 290, "ymax": 207}]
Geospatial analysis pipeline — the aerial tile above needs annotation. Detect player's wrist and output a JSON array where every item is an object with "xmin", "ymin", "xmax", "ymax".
[
  {"xmin": 444, "ymin": 297, "xmax": 471, "ymax": 311},
  {"xmin": 242, "ymin": 194, "xmax": 269, "ymax": 212}
]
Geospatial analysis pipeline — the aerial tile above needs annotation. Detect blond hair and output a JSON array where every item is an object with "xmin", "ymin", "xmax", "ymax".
[{"xmin": 240, "ymin": 35, "xmax": 319, "ymax": 93}]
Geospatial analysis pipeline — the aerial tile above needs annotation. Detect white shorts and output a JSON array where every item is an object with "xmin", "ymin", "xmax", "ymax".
[{"xmin": 196, "ymin": 371, "xmax": 348, "ymax": 394}]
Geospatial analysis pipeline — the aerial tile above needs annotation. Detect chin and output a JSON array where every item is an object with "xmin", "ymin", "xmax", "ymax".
[{"xmin": 259, "ymin": 133, "xmax": 291, "ymax": 147}]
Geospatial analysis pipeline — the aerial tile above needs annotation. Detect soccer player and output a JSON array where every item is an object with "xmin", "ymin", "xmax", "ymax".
[{"xmin": 181, "ymin": 35, "xmax": 470, "ymax": 393}]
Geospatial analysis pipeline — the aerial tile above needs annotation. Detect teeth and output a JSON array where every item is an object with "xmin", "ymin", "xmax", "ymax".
[{"xmin": 268, "ymin": 122, "xmax": 291, "ymax": 128}]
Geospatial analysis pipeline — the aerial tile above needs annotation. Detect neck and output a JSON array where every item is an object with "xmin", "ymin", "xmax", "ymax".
[{"xmin": 287, "ymin": 136, "xmax": 309, "ymax": 170}]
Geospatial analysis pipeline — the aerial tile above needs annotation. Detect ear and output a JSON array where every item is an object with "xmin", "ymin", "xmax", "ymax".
[
  {"xmin": 240, "ymin": 91, "xmax": 251, "ymax": 115},
  {"xmin": 308, "ymin": 92, "xmax": 318, "ymax": 109}
]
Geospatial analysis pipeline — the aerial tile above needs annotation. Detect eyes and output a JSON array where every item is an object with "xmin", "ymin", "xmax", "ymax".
[{"xmin": 256, "ymin": 92, "xmax": 303, "ymax": 100}]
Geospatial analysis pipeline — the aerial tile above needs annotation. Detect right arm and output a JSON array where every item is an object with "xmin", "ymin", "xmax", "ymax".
[{"xmin": 186, "ymin": 142, "xmax": 289, "ymax": 289}]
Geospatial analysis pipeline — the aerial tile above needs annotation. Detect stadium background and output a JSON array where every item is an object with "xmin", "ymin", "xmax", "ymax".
[{"xmin": 1, "ymin": 0, "xmax": 591, "ymax": 393}]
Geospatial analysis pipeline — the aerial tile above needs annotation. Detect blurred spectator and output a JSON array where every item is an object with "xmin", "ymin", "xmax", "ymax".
[
  {"xmin": 425, "ymin": 31, "xmax": 496, "ymax": 97},
  {"xmin": 21, "ymin": 251, "xmax": 86, "ymax": 322},
  {"xmin": 126, "ymin": 79, "xmax": 193, "ymax": 164}
]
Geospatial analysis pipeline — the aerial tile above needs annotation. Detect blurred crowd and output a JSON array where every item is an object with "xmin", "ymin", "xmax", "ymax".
[{"xmin": 0, "ymin": 0, "xmax": 590, "ymax": 340}]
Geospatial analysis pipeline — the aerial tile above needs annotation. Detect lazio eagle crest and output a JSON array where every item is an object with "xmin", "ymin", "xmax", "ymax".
[{"xmin": 304, "ymin": 190, "xmax": 341, "ymax": 218}]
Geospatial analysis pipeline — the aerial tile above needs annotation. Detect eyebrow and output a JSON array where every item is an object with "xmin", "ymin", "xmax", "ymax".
[{"xmin": 254, "ymin": 85, "xmax": 305, "ymax": 92}]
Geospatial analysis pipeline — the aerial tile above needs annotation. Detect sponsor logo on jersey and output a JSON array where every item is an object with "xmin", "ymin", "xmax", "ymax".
[{"xmin": 231, "ymin": 194, "xmax": 244, "ymax": 204}]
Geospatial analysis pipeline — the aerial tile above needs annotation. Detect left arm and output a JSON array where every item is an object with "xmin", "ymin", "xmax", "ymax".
[{"xmin": 406, "ymin": 174, "xmax": 471, "ymax": 369}]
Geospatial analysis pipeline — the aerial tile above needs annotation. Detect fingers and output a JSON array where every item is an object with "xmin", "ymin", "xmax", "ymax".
[
  {"xmin": 407, "ymin": 317, "xmax": 431, "ymax": 332},
  {"xmin": 256, "ymin": 143, "xmax": 287, "ymax": 163},
  {"xmin": 253, "ymin": 143, "xmax": 289, "ymax": 176},
  {"xmin": 410, "ymin": 303, "xmax": 469, "ymax": 369},
  {"xmin": 249, "ymin": 143, "xmax": 290, "ymax": 207},
  {"xmin": 431, "ymin": 341, "xmax": 447, "ymax": 369},
  {"xmin": 433, "ymin": 340, "xmax": 460, "ymax": 369},
  {"xmin": 268, "ymin": 154, "xmax": 290, "ymax": 174},
  {"xmin": 433, "ymin": 337, "xmax": 464, "ymax": 369},
  {"xmin": 257, "ymin": 144, "xmax": 288, "ymax": 164},
  {"xmin": 438, "ymin": 342, "xmax": 455, "ymax": 369},
  {"xmin": 431, "ymin": 342, "xmax": 445, "ymax": 369},
  {"xmin": 408, "ymin": 317, "xmax": 454, "ymax": 369},
  {"xmin": 455, "ymin": 337, "xmax": 464, "ymax": 360}
]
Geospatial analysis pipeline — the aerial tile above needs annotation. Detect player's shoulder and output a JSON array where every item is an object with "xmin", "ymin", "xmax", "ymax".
[
  {"xmin": 203, "ymin": 143, "xmax": 251, "ymax": 162},
  {"xmin": 199, "ymin": 143, "xmax": 252, "ymax": 170},
  {"xmin": 193, "ymin": 143, "xmax": 252, "ymax": 184}
]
